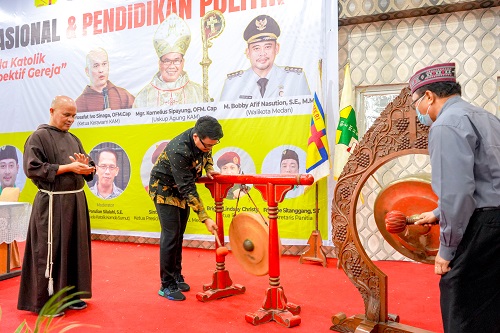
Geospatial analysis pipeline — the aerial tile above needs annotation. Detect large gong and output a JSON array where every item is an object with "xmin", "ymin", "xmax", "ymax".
[{"xmin": 373, "ymin": 174, "xmax": 439, "ymax": 264}]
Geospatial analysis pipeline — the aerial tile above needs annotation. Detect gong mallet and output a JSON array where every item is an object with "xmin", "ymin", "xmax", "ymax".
[
  {"xmin": 384, "ymin": 210, "xmax": 436, "ymax": 234},
  {"xmin": 213, "ymin": 232, "xmax": 229, "ymax": 256}
]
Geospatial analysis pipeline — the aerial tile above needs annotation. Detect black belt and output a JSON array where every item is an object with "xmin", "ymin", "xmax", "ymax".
[{"xmin": 475, "ymin": 207, "xmax": 500, "ymax": 212}]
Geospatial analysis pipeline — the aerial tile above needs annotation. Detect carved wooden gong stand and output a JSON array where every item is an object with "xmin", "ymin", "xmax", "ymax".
[{"xmin": 331, "ymin": 87, "xmax": 435, "ymax": 333}]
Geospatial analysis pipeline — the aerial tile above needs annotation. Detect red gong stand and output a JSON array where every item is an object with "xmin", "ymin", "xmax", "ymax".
[{"xmin": 196, "ymin": 173, "xmax": 314, "ymax": 328}]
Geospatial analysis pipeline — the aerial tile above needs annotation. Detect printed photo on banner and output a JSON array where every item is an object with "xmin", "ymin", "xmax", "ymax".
[
  {"xmin": 261, "ymin": 145, "xmax": 306, "ymax": 199},
  {"xmin": 212, "ymin": 147, "xmax": 256, "ymax": 200},
  {"xmin": 133, "ymin": 13, "xmax": 203, "ymax": 108},
  {"xmin": 0, "ymin": 145, "xmax": 26, "ymax": 194},
  {"xmin": 76, "ymin": 47, "xmax": 135, "ymax": 112},
  {"xmin": 141, "ymin": 140, "xmax": 170, "ymax": 192},
  {"xmin": 88, "ymin": 142, "xmax": 130, "ymax": 200},
  {"xmin": 219, "ymin": 14, "xmax": 310, "ymax": 101}
]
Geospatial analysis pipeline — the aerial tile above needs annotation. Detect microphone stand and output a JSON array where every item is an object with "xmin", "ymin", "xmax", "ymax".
[{"xmin": 102, "ymin": 87, "xmax": 110, "ymax": 110}]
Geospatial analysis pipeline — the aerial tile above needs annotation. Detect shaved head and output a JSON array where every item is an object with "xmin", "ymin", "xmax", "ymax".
[
  {"xmin": 51, "ymin": 95, "xmax": 76, "ymax": 109},
  {"xmin": 49, "ymin": 95, "xmax": 77, "ymax": 131}
]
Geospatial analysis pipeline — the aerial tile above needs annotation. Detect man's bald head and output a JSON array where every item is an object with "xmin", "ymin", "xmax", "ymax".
[{"xmin": 49, "ymin": 95, "xmax": 77, "ymax": 131}]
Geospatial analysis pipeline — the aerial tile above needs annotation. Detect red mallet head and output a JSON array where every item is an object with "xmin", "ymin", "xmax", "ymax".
[
  {"xmin": 216, "ymin": 246, "xmax": 229, "ymax": 256},
  {"xmin": 385, "ymin": 210, "xmax": 407, "ymax": 234}
]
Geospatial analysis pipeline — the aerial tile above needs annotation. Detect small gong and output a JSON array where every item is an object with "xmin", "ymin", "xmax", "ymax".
[{"xmin": 229, "ymin": 212, "xmax": 270, "ymax": 276}]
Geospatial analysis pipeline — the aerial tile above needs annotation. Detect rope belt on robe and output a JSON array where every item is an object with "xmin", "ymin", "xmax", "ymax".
[{"xmin": 39, "ymin": 187, "xmax": 84, "ymax": 296}]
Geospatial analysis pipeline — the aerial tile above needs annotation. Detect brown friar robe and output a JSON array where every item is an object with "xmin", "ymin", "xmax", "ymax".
[
  {"xmin": 75, "ymin": 80, "xmax": 135, "ymax": 112},
  {"xmin": 17, "ymin": 124, "xmax": 94, "ymax": 313}
]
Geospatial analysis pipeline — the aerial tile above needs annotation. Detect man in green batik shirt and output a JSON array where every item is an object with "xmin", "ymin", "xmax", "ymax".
[{"xmin": 149, "ymin": 116, "xmax": 222, "ymax": 301}]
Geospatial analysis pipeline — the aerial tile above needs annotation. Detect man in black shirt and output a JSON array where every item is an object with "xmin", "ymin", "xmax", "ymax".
[{"xmin": 149, "ymin": 116, "xmax": 222, "ymax": 301}]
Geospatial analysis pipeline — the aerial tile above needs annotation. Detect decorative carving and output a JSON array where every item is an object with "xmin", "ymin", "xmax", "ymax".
[
  {"xmin": 338, "ymin": 0, "xmax": 500, "ymax": 26},
  {"xmin": 331, "ymin": 87, "xmax": 434, "ymax": 332}
]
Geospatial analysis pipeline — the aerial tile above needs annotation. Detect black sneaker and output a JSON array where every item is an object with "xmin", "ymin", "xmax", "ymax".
[
  {"xmin": 69, "ymin": 300, "xmax": 87, "ymax": 310},
  {"xmin": 174, "ymin": 274, "xmax": 190, "ymax": 292},
  {"xmin": 158, "ymin": 284, "xmax": 186, "ymax": 301}
]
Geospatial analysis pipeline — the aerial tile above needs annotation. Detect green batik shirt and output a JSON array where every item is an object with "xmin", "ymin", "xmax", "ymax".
[{"xmin": 149, "ymin": 128, "xmax": 213, "ymax": 222}]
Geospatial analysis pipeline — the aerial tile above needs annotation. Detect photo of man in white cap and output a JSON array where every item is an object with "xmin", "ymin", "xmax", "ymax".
[{"xmin": 133, "ymin": 13, "xmax": 203, "ymax": 107}]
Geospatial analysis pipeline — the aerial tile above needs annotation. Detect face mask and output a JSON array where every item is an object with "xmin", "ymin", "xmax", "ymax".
[{"xmin": 416, "ymin": 97, "xmax": 434, "ymax": 127}]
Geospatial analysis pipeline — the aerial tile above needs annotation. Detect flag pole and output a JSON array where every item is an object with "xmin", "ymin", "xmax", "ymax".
[
  {"xmin": 315, "ymin": 182, "xmax": 319, "ymax": 230},
  {"xmin": 299, "ymin": 58, "xmax": 328, "ymax": 267}
]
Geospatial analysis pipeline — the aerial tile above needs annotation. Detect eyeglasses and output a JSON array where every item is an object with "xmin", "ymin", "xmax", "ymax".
[
  {"xmin": 410, "ymin": 95, "xmax": 424, "ymax": 110},
  {"xmin": 160, "ymin": 57, "xmax": 183, "ymax": 66},
  {"xmin": 200, "ymin": 138, "xmax": 220, "ymax": 149},
  {"xmin": 97, "ymin": 164, "xmax": 117, "ymax": 171}
]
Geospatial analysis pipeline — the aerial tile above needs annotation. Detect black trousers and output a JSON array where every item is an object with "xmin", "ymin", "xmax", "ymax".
[
  {"xmin": 440, "ymin": 209, "xmax": 500, "ymax": 333},
  {"xmin": 155, "ymin": 202, "xmax": 190, "ymax": 288}
]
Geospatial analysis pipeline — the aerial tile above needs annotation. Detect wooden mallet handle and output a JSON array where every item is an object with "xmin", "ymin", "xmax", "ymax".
[{"xmin": 214, "ymin": 232, "xmax": 229, "ymax": 256}]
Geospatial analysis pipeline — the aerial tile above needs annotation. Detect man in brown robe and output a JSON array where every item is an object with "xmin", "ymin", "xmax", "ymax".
[{"xmin": 18, "ymin": 95, "xmax": 95, "ymax": 315}]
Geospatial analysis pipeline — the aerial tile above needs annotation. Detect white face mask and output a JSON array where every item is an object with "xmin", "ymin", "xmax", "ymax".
[{"xmin": 416, "ymin": 96, "xmax": 434, "ymax": 127}]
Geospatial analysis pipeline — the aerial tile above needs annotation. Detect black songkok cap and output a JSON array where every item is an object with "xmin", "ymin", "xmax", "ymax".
[
  {"xmin": 281, "ymin": 149, "xmax": 298, "ymax": 163},
  {"xmin": 0, "ymin": 145, "xmax": 18, "ymax": 162}
]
